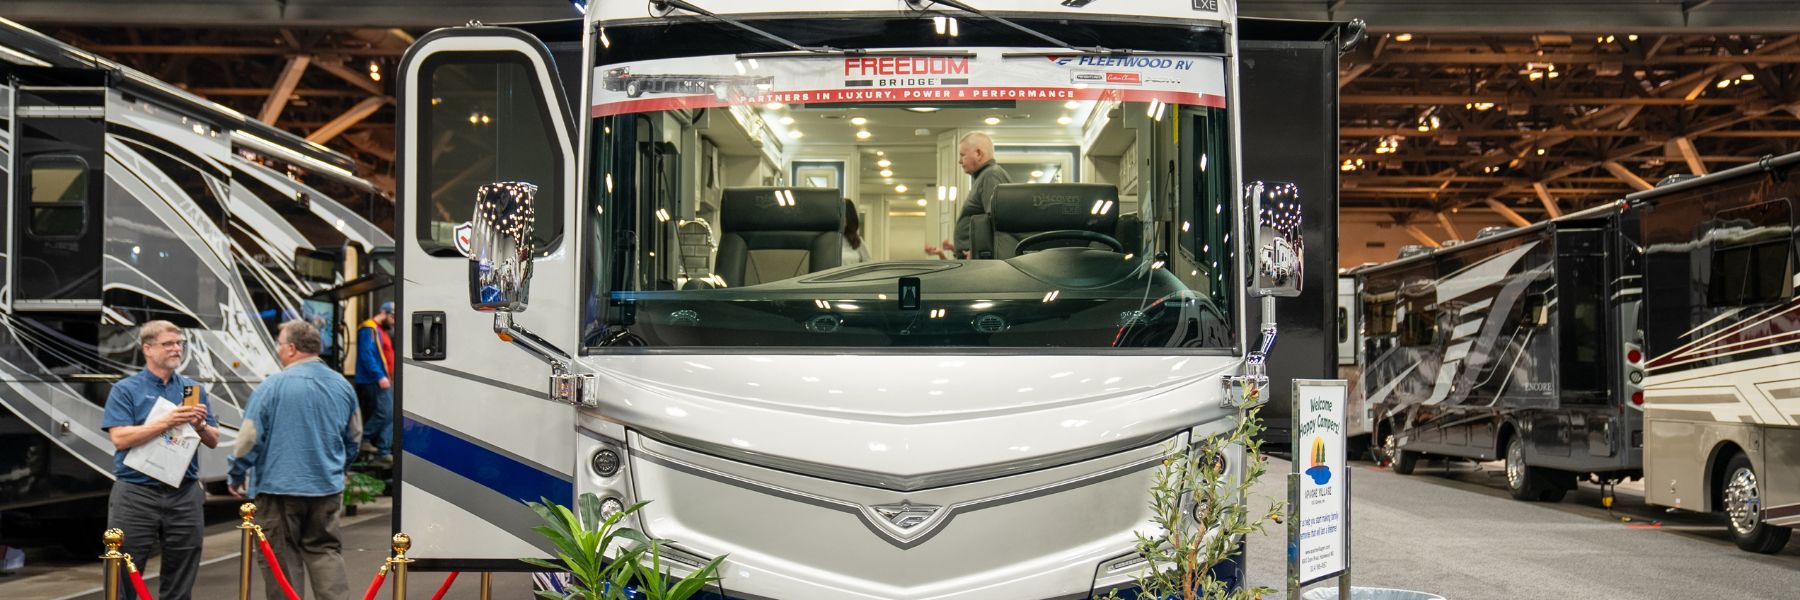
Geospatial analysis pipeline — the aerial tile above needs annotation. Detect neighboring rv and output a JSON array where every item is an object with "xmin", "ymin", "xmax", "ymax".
[
  {"xmin": 1336, "ymin": 275, "xmax": 1372, "ymax": 456},
  {"xmin": 1355, "ymin": 204, "xmax": 1642, "ymax": 502},
  {"xmin": 0, "ymin": 19, "xmax": 393, "ymax": 523},
  {"xmin": 390, "ymin": 1, "xmax": 1333, "ymax": 597},
  {"xmin": 1625, "ymin": 151, "xmax": 1799, "ymax": 553}
]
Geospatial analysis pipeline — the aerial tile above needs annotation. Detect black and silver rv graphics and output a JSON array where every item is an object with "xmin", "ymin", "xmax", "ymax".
[
  {"xmin": 0, "ymin": 20, "xmax": 392, "ymax": 513},
  {"xmin": 1355, "ymin": 208, "xmax": 1642, "ymax": 502}
]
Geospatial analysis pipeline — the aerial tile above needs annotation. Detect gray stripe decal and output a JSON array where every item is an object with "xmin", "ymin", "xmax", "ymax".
[
  {"xmin": 403, "ymin": 358, "xmax": 545, "ymax": 400},
  {"xmin": 1648, "ymin": 393, "xmax": 1742, "ymax": 405},
  {"xmin": 402, "ymin": 451, "xmax": 558, "ymax": 556},
  {"xmin": 402, "ymin": 411, "xmax": 568, "ymax": 479}
]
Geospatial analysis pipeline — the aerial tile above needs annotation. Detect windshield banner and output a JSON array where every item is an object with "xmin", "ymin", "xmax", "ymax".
[{"xmin": 591, "ymin": 48, "xmax": 1226, "ymax": 117}]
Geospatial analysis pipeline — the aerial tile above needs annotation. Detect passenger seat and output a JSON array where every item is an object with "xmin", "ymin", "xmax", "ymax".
[
  {"xmin": 714, "ymin": 187, "xmax": 844, "ymax": 286},
  {"xmin": 970, "ymin": 183, "xmax": 1122, "ymax": 259}
]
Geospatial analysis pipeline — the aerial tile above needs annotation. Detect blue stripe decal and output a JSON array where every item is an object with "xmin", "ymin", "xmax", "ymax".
[{"xmin": 402, "ymin": 417, "xmax": 573, "ymax": 505}]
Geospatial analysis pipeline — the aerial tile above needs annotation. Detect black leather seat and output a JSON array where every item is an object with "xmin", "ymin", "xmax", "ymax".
[
  {"xmin": 715, "ymin": 187, "xmax": 844, "ymax": 286},
  {"xmin": 970, "ymin": 183, "xmax": 1122, "ymax": 259}
]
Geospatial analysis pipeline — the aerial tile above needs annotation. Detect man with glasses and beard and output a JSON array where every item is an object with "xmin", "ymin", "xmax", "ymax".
[{"xmin": 101, "ymin": 320, "xmax": 220, "ymax": 600}]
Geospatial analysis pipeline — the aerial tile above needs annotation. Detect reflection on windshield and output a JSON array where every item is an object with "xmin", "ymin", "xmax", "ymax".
[{"xmin": 583, "ymin": 55, "xmax": 1236, "ymax": 350}]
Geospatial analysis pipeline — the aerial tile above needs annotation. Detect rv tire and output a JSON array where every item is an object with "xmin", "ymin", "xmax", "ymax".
[
  {"xmin": 1723, "ymin": 453, "xmax": 1792, "ymax": 553},
  {"xmin": 1505, "ymin": 435, "xmax": 1565, "ymax": 502},
  {"xmin": 1392, "ymin": 447, "xmax": 1420, "ymax": 475}
]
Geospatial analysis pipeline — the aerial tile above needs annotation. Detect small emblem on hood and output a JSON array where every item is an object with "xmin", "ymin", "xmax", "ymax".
[{"xmin": 870, "ymin": 501, "xmax": 941, "ymax": 530}]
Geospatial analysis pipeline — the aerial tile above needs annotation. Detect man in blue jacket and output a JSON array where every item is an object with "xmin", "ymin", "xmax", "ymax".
[
  {"xmin": 354, "ymin": 302, "xmax": 395, "ymax": 466},
  {"xmin": 229, "ymin": 320, "xmax": 360, "ymax": 600}
]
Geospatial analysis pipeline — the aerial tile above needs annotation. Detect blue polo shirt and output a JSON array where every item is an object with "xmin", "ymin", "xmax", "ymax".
[{"xmin": 101, "ymin": 369, "xmax": 217, "ymax": 486}]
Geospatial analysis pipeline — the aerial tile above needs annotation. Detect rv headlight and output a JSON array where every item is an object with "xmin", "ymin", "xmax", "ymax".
[
  {"xmin": 591, "ymin": 448, "xmax": 621, "ymax": 477},
  {"xmin": 600, "ymin": 497, "xmax": 625, "ymax": 522}
]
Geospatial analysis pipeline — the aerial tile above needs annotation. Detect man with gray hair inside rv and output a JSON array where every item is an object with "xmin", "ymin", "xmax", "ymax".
[
  {"xmin": 229, "ymin": 320, "xmax": 361, "ymax": 600},
  {"xmin": 928, "ymin": 131, "xmax": 1013, "ymax": 259},
  {"xmin": 102, "ymin": 320, "xmax": 220, "ymax": 600}
]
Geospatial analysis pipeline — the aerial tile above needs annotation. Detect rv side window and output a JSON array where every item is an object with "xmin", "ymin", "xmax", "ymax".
[
  {"xmin": 415, "ymin": 54, "xmax": 563, "ymax": 257},
  {"xmin": 27, "ymin": 156, "xmax": 90, "ymax": 239},
  {"xmin": 1706, "ymin": 199, "xmax": 1795, "ymax": 307}
]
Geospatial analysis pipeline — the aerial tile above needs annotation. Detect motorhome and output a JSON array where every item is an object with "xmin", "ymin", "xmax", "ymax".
[
  {"xmin": 392, "ymin": 1, "xmax": 1335, "ymax": 597},
  {"xmin": 1354, "ymin": 204, "xmax": 1642, "ymax": 502},
  {"xmin": 0, "ymin": 18, "xmax": 392, "ymax": 531},
  {"xmin": 1625, "ymin": 151, "xmax": 1798, "ymax": 554}
]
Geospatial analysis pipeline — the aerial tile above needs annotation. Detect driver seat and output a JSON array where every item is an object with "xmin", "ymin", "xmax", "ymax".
[
  {"xmin": 715, "ymin": 187, "xmax": 845, "ymax": 286},
  {"xmin": 972, "ymin": 183, "xmax": 1121, "ymax": 259}
]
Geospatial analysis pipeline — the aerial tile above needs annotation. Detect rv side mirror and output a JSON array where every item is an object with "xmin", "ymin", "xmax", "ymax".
[
  {"xmin": 468, "ymin": 182, "xmax": 538, "ymax": 312},
  {"xmin": 1246, "ymin": 181, "xmax": 1304, "ymax": 298}
]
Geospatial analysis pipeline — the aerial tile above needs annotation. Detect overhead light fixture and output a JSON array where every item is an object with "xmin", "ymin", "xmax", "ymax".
[
  {"xmin": 1394, "ymin": 33, "xmax": 1414, "ymax": 43},
  {"xmin": 877, "ymin": 159, "xmax": 891, "ymax": 168},
  {"xmin": 766, "ymin": 102, "xmax": 784, "ymax": 110},
  {"xmin": 895, "ymin": 184, "xmax": 909, "ymax": 193},
  {"xmin": 1031, "ymin": 170, "xmax": 1045, "ymax": 178},
  {"xmin": 880, "ymin": 169, "xmax": 894, "ymax": 177},
  {"xmin": 1064, "ymin": 100, "xmax": 1081, "ymax": 110},
  {"xmin": 916, "ymin": 199, "xmax": 928, "ymax": 206},
  {"xmin": 856, "ymin": 130, "xmax": 872, "ymax": 139},
  {"xmin": 1057, "ymin": 115, "xmax": 1072, "ymax": 125},
  {"xmin": 850, "ymin": 117, "xmax": 868, "ymax": 125},
  {"xmin": 906, "ymin": 107, "xmax": 940, "ymax": 113},
  {"xmin": 984, "ymin": 116, "xmax": 1001, "ymax": 125},
  {"xmin": 780, "ymin": 116, "xmax": 795, "ymax": 125},
  {"xmin": 789, "ymin": 130, "xmax": 804, "ymax": 139},
  {"xmin": 876, "ymin": 150, "xmax": 886, "ymax": 156}
]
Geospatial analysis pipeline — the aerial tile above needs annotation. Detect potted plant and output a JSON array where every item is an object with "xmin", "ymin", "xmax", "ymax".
[
  {"xmin": 525, "ymin": 494, "xmax": 724, "ymax": 600},
  {"xmin": 1098, "ymin": 383, "xmax": 1284, "ymax": 600},
  {"xmin": 343, "ymin": 471, "xmax": 385, "ymax": 517}
]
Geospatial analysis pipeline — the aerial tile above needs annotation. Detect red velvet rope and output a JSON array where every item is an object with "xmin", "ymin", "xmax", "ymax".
[
  {"xmin": 256, "ymin": 536, "xmax": 303, "ymax": 600},
  {"xmin": 362, "ymin": 567, "xmax": 389, "ymax": 600},
  {"xmin": 128, "ymin": 567, "xmax": 155, "ymax": 600},
  {"xmin": 430, "ymin": 571, "xmax": 460, "ymax": 600}
]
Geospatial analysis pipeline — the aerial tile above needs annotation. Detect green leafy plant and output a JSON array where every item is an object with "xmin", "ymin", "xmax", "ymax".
[
  {"xmin": 524, "ymin": 493, "xmax": 724, "ymax": 600},
  {"xmin": 344, "ymin": 471, "xmax": 386, "ymax": 506},
  {"xmin": 1098, "ymin": 381, "xmax": 1284, "ymax": 600}
]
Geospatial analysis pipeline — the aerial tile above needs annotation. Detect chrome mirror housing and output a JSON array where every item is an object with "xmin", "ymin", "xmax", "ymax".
[
  {"xmin": 469, "ymin": 182, "xmax": 538, "ymax": 312},
  {"xmin": 1246, "ymin": 181, "xmax": 1304, "ymax": 298}
]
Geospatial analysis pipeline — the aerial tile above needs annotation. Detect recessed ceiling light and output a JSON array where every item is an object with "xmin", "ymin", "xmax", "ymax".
[
  {"xmin": 984, "ymin": 116, "xmax": 1001, "ymax": 125},
  {"xmin": 880, "ymin": 169, "xmax": 894, "ymax": 177},
  {"xmin": 876, "ymin": 150, "xmax": 885, "ymax": 156},
  {"xmin": 906, "ymin": 107, "xmax": 940, "ymax": 113},
  {"xmin": 1031, "ymin": 170, "xmax": 1045, "ymax": 178},
  {"xmin": 766, "ymin": 102, "xmax": 784, "ymax": 110},
  {"xmin": 916, "ymin": 199, "xmax": 928, "ymax": 206},
  {"xmin": 895, "ymin": 184, "xmax": 909, "ymax": 193},
  {"xmin": 789, "ymin": 130, "xmax": 804, "ymax": 139},
  {"xmin": 1064, "ymin": 100, "xmax": 1080, "ymax": 109},
  {"xmin": 780, "ymin": 116, "xmax": 795, "ymax": 125},
  {"xmin": 1057, "ymin": 115, "xmax": 1072, "ymax": 125},
  {"xmin": 850, "ymin": 117, "xmax": 868, "ymax": 125},
  {"xmin": 877, "ymin": 159, "xmax": 892, "ymax": 168},
  {"xmin": 856, "ymin": 130, "xmax": 872, "ymax": 139}
]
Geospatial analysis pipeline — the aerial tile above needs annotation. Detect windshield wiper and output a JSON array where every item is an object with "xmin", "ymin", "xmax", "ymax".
[
  {"xmin": 650, "ymin": 0, "xmax": 975, "ymax": 59},
  {"xmin": 907, "ymin": 0, "xmax": 1225, "ymax": 58},
  {"xmin": 650, "ymin": 0, "xmax": 838, "ymax": 54}
]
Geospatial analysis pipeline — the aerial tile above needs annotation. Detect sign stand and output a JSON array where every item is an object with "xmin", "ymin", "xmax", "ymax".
[{"xmin": 1287, "ymin": 379, "xmax": 1351, "ymax": 600}]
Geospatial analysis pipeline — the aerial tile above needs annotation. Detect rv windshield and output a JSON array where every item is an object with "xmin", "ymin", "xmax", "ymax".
[{"xmin": 582, "ymin": 48, "xmax": 1237, "ymax": 351}]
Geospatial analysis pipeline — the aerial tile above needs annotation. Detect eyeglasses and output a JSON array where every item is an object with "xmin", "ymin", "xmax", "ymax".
[{"xmin": 150, "ymin": 340, "xmax": 185, "ymax": 349}]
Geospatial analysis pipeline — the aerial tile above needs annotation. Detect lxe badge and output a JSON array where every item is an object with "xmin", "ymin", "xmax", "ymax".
[{"xmin": 1193, "ymin": 0, "xmax": 1220, "ymax": 11}]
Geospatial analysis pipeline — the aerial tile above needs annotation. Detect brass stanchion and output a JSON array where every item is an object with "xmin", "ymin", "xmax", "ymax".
[
  {"xmin": 101, "ymin": 528, "xmax": 124, "ymax": 600},
  {"xmin": 389, "ymin": 533, "xmax": 413, "ymax": 600},
  {"xmin": 479, "ymin": 572, "xmax": 491, "ymax": 600},
  {"xmin": 238, "ymin": 503, "xmax": 257, "ymax": 600}
]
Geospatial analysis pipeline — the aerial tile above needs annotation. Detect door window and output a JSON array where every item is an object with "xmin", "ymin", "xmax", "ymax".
[
  {"xmin": 415, "ymin": 54, "xmax": 563, "ymax": 257},
  {"xmin": 27, "ymin": 156, "xmax": 90, "ymax": 239}
]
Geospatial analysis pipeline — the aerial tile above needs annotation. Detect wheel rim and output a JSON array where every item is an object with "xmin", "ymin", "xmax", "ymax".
[
  {"xmin": 1506, "ymin": 438, "xmax": 1526, "ymax": 490},
  {"xmin": 1383, "ymin": 433, "xmax": 1397, "ymax": 463},
  {"xmin": 1725, "ymin": 466, "xmax": 1762, "ymax": 535}
]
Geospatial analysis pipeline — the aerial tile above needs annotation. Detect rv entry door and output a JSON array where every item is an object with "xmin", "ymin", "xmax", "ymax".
[
  {"xmin": 395, "ymin": 27, "xmax": 581, "ymax": 566},
  {"xmin": 6, "ymin": 85, "xmax": 105, "ymax": 311}
]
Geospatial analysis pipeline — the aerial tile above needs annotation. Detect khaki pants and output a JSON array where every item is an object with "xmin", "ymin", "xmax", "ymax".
[{"xmin": 256, "ymin": 493, "xmax": 350, "ymax": 600}]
